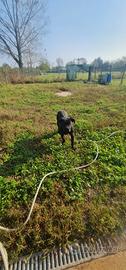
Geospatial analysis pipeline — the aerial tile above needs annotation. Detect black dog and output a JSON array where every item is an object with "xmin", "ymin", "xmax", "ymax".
[{"xmin": 57, "ymin": 110, "xmax": 75, "ymax": 149}]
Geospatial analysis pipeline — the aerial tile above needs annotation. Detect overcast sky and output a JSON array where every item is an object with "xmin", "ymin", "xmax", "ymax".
[{"xmin": 44, "ymin": 0, "xmax": 126, "ymax": 65}]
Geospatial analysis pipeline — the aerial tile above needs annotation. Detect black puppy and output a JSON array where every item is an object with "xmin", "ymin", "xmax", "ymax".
[{"xmin": 57, "ymin": 110, "xmax": 75, "ymax": 149}]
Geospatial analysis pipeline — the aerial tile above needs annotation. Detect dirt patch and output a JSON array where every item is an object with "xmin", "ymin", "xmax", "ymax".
[
  {"xmin": 68, "ymin": 251, "xmax": 126, "ymax": 270},
  {"xmin": 56, "ymin": 91, "xmax": 72, "ymax": 97}
]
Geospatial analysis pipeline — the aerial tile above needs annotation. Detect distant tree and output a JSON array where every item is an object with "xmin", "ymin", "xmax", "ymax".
[
  {"xmin": 102, "ymin": 61, "xmax": 111, "ymax": 71},
  {"xmin": 24, "ymin": 47, "xmax": 41, "ymax": 70},
  {"xmin": 112, "ymin": 57, "xmax": 126, "ymax": 72},
  {"xmin": 1, "ymin": 63, "xmax": 11, "ymax": 83},
  {"xmin": 92, "ymin": 57, "xmax": 103, "ymax": 71},
  {"xmin": 56, "ymin": 57, "xmax": 64, "ymax": 71},
  {"xmin": 0, "ymin": 0, "xmax": 47, "ymax": 69},
  {"xmin": 66, "ymin": 60, "xmax": 74, "ymax": 66},
  {"xmin": 75, "ymin": 58, "xmax": 87, "ymax": 65},
  {"xmin": 2, "ymin": 63, "xmax": 11, "ymax": 69},
  {"xmin": 38, "ymin": 58, "xmax": 50, "ymax": 73},
  {"xmin": 25, "ymin": 47, "xmax": 33, "ymax": 70}
]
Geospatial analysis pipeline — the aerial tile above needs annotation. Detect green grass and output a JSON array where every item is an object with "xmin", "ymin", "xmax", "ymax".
[
  {"xmin": 1, "ymin": 70, "xmax": 126, "ymax": 84},
  {"xmin": 0, "ymin": 79, "xmax": 126, "ymax": 260},
  {"xmin": 35, "ymin": 71, "xmax": 126, "ymax": 84}
]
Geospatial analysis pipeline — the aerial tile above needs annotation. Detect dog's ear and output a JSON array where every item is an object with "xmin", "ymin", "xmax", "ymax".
[{"xmin": 70, "ymin": 117, "xmax": 75, "ymax": 123}]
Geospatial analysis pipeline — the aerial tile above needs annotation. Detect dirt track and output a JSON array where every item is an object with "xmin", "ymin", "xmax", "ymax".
[{"xmin": 68, "ymin": 251, "xmax": 126, "ymax": 270}]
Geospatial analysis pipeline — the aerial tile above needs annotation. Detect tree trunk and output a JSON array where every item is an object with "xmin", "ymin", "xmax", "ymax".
[
  {"xmin": 17, "ymin": 46, "xmax": 23, "ymax": 69},
  {"xmin": 18, "ymin": 58, "xmax": 23, "ymax": 69}
]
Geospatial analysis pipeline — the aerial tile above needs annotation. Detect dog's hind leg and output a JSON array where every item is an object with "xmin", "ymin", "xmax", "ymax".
[{"xmin": 61, "ymin": 134, "xmax": 65, "ymax": 145}]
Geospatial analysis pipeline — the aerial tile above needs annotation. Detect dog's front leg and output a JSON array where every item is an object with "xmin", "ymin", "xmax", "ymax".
[
  {"xmin": 70, "ymin": 131, "xmax": 74, "ymax": 149},
  {"xmin": 61, "ymin": 134, "xmax": 65, "ymax": 145}
]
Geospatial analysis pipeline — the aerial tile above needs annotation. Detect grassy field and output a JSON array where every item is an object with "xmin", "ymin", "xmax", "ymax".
[
  {"xmin": 1, "ymin": 70, "xmax": 126, "ymax": 84},
  {"xmin": 0, "ymin": 79, "xmax": 126, "ymax": 260}
]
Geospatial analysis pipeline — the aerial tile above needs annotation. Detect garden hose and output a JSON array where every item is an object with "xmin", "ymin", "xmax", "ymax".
[{"xmin": 0, "ymin": 130, "xmax": 124, "ymax": 270}]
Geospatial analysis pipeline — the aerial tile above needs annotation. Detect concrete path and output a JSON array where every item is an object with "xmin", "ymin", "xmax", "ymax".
[{"xmin": 68, "ymin": 251, "xmax": 126, "ymax": 270}]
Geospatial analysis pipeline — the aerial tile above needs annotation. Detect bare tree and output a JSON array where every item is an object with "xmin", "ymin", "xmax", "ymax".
[
  {"xmin": 0, "ymin": 0, "xmax": 47, "ymax": 69},
  {"xmin": 56, "ymin": 57, "xmax": 64, "ymax": 68}
]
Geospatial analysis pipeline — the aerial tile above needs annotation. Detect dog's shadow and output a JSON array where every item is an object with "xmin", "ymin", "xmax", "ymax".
[{"xmin": 0, "ymin": 131, "xmax": 57, "ymax": 177}]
